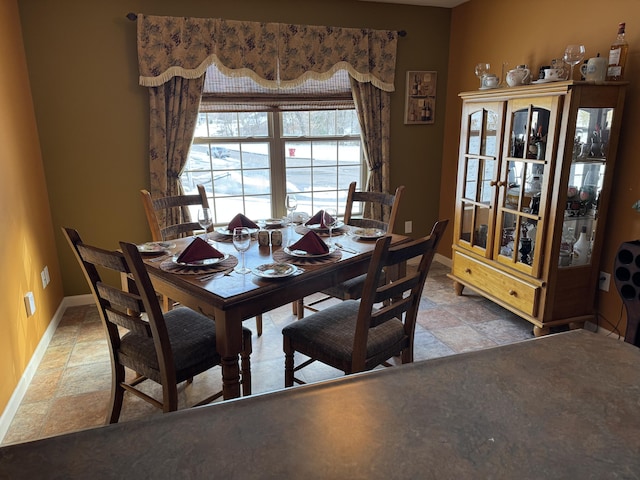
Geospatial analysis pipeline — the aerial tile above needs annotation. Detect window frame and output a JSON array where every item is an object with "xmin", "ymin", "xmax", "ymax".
[{"xmin": 181, "ymin": 107, "xmax": 365, "ymax": 226}]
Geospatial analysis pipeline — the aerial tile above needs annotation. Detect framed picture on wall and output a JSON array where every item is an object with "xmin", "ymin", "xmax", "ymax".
[{"xmin": 404, "ymin": 71, "xmax": 436, "ymax": 125}]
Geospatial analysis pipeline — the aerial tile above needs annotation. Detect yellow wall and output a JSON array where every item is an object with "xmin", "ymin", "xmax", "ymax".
[
  {"xmin": 441, "ymin": 0, "xmax": 640, "ymax": 334},
  {"xmin": 0, "ymin": 0, "xmax": 63, "ymax": 413}
]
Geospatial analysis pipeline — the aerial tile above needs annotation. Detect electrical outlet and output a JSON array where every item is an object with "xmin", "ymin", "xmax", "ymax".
[
  {"xmin": 24, "ymin": 292, "xmax": 36, "ymax": 317},
  {"xmin": 404, "ymin": 221, "xmax": 412, "ymax": 234},
  {"xmin": 599, "ymin": 271, "xmax": 611, "ymax": 292},
  {"xmin": 44, "ymin": 266, "xmax": 50, "ymax": 286},
  {"xmin": 41, "ymin": 269, "xmax": 48, "ymax": 289}
]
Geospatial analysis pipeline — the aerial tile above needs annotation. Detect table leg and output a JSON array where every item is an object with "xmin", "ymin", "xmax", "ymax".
[{"xmin": 214, "ymin": 310, "xmax": 244, "ymax": 400}]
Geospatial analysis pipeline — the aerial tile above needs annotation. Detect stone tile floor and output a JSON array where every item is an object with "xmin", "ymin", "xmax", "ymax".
[{"xmin": 2, "ymin": 261, "xmax": 536, "ymax": 445}]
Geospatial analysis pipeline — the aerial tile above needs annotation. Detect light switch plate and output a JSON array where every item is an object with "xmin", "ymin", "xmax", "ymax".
[{"xmin": 405, "ymin": 221, "xmax": 412, "ymax": 234}]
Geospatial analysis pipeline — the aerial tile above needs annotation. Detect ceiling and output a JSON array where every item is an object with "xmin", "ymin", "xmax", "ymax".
[{"xmin": 358, "ymin": 0, "xmax": 468, "ymax": 7}]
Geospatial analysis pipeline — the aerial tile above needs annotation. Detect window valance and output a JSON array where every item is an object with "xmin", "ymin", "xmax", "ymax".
[{"xmin": 136, "ymin": 14, "xmax": 398, "ymax": 92}]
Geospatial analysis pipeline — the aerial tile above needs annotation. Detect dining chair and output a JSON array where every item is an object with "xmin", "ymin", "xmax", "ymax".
[
  {"xmin": 294, "ymin": 182, "xmax": 405, "ymax": 319},
  {"xmin": 283, "ymin": 220, "xmax": 448, "ymax": 386},
  {"xmin": 63, "ymin": 227, "xmax": 253, "ymax": 423},
  {"xmin": 140, "ymin": 185, "xmax": 263, "ymax": 335},
  {"xmin": 140, "ymin": 184, "xmax": 210, "ymax": 242}
]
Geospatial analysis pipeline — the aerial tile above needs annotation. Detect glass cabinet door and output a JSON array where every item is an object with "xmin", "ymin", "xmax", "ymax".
[
  {"xmin": 456, "ymin": 104, "xmax": 503, "ymax": 256},
  {"xmin": 559, "ymin": 106, "xmax": 615, "ymax": 268},
  {"xmin": 495, "ymin": 96, "xmax": 560, "ymax": 275}
]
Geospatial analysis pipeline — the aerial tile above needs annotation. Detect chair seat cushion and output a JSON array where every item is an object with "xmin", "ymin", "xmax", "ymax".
[
  {"xmin": 282, "ymin": 300, "xmax": 406, "ymax": 372},
  {"xmin": 321, "ymin": 270, "xmax": 386, "ymax": 300},
  {"xmin": 119, "ymin": 307, "xmax": 226, "ymax": 384}
]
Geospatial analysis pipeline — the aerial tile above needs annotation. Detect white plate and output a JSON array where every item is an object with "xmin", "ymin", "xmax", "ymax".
[
  {"xmin": 252, "ymin": 263, "xmax": 297, "ymax": 278},
  {"xmin": 350, "ymin": 227, "xmax": 386, "ymax": 239},
  {"xmin": 172, "ymin": 252, "xmax": 229, "ymax": 267},
  {"xmin": 137, "ymin": 241, "xmax": 176, "ymax": 253},
  {"xmin": 283, "ymin": 245, "xmax": 337, "ymax": 258},
  {"xmin": 215, "ymin": 227, "xmax": 259, "ymax": 236},
  {"xmin": 305, "ymin": 221, "xmax": 345, "ymax": 231},
  {"xmin": 264, "ymin": 219, "xmax": 284, "ymax": 228},
  {"xmin": 531, "ymin": 78, "xmax": 566, "ymax": 84},
  {"xmin": 290, "ymin": 212, "xmax": 310, "ymax": 224}
]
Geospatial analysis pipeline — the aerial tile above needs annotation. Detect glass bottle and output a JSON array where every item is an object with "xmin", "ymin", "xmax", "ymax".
[
  {"xmin": 411, "ymin": 75, "xmax": 418, "ymax": 95},
  {"xmin": 572, "ymin": 226, "xmax": 590, "ymax": 266},
  {"xmin": 559, "ymin": 226, "xmax": 575, "ymax": 266},
  {"xmin": 606, "ymin": 23, "xmax": 628, "ymax": 81}
]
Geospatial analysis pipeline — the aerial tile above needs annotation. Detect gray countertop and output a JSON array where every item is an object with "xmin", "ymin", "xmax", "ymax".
[{"xmin": 1, "ymin": 329, "xmax": 639, "ymax": 479}]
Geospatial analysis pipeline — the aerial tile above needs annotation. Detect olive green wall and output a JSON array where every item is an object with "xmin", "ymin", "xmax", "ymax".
[
  {"xmin": 440, "ymin": 0, "xmax": 640, "ymax": 335},
  {"xmin": 17, "ymin": 0, "xmax": 451, "ymax": 297}
]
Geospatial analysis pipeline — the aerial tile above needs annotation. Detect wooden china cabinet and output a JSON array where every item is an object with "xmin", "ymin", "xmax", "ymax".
[{"xmin": 448, "ymin": 81, "xmax": 626, "ymax": 336}]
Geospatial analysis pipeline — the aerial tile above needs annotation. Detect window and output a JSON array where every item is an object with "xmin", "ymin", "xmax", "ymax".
[
  {"xmin": 180, "ymin": 109, "xmax": 363, "ymax": 226},
  {"xmin": 179, "ymin": 66, "xmax": 364, "ymax": 226}
]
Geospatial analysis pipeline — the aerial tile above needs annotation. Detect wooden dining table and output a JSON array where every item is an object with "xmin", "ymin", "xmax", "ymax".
[
  {"xmin": 2, "ymin": 329, "xmax": 638, "ymax": 478},
  {"xmin": 143, "ymin": 223, "xmax": 409, "ymax": 400}
]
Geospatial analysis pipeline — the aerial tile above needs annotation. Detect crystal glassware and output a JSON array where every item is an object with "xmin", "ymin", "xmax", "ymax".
[
  {"xmin": 474, "ymin": 63, "xmax": 490, "ymax": 88},
  {"xmin": 323, "ymin": 208, "xmax": 337, "ymax": 247},
  {"xmin": 197, "ymin": 208, "xmax": 213, "ymax": 241},
  {"xmin": 232, "ymin": 227, "xmax": 251, "ymax": 274},
  {"xmin": 285, "ymin": 194, "xmax": 297, "ymax": 241},
  {"xmin": 563, "ymin": 45, "xmax": 586, "ymax": 80}
]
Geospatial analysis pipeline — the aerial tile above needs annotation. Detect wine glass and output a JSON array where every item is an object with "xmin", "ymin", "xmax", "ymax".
[
  {"xmin": 474, "ymin": 63, "xmax": 490, "ymax": 88},
  {"xmin": 197, "ymin": 208, "xmax": 213, "ymax": 241},
  {"xmin": 323, "ymin": 208, "xmax": 338, "ymax": 247},
  {"xmin": 285, "ymin": 194, "xmax": 297, "ymax": 224},
  {"xmin": 232, "ymin": 227, "xmax": 251, "ymax": 274},
  {"xmin": 563, "ymin": 45, "xmax": 585, "ymax": 80},
  {"xmin": 285, "ymin": 194, "xmax": 298, "ymax": 238}
]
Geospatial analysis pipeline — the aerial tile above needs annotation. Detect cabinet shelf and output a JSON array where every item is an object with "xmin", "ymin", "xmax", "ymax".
[{"xmin": 573, "ymin": 157, "xmax": 606, "ymax": 164}]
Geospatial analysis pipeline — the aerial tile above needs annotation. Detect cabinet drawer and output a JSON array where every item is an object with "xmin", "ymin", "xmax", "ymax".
[{"xmin": 453, "ymin": 252, "xmax": 539, "ymax": 316}]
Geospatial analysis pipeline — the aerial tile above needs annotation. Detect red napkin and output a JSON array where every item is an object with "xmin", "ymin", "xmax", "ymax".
[
  {"xmin": 228, "ymin": 213, "xmax": 258, "ymax": 231},
  {"xmin": 306, "ymin": 210, "xmax": 335, "ymax": 228},
  {"xmin": 289, "ymin": 231, "xmax": 329, "ymax": 254},
  {"xmin": 177, "ymin": 237, "xmax": 224, "ymax": 263}
]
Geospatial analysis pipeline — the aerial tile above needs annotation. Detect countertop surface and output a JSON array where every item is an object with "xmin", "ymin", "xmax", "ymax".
[{"xmin": 1, "ymin": 329, "xmax": 639, "ymax": 479}]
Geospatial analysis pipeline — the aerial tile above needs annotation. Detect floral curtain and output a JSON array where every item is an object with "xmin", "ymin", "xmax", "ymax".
[
  {"xmin": 148, "ymin": 76, "xmax": 204, "ymax": 227},
  {"xmin": 136, "ymin": 14, "xmax": 398, "ymax": 221},
  {"xmin": 136, "ymin": 14, "xmax": 397, "ymax": 92},
  {"xmin": 350, "ymin": 77, "xmax": 392, "ymax": 223}
]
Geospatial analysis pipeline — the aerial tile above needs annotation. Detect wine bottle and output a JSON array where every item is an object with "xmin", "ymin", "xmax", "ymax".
[
  {"xmin": 572, "ymin": 226, "xmax": 590, "ymax": 266},
  {"xmin": 606, "ymin": 22, "xmax": 628, "ymax": 81}
]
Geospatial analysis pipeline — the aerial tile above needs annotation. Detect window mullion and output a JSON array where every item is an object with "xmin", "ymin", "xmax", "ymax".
[{"xmin": 271, "ymin": 113, "xmax": 286, "ymax": 218}]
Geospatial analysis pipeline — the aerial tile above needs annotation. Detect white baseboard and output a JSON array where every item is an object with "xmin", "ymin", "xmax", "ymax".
[
  {"xmin": 0, "ymin": 295, "xmax": 93, "ymax": 443},
  {"xmin": 434, "ymin": 253, "xmax": 451, "ymax": 268},
  {"xmin": 584, "ymin": 319, "xmax": 624, "ymax": 340}
]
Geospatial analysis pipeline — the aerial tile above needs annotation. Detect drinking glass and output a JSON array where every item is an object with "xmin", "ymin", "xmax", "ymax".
[
  {"xmin": 323, "ymin": 208, "xmax": 337, "ymax": 247},
  {"xmin": 474, "ymin": 63, "xmax": 490, "ymax": 88},
  {"xmin": 197, "ymin": 208, "xmax": 213, "ymax": 241},
  {"xmin": 563, "ymin": 45, "xmax": 585, "ymax": 80},
  {"xmin": 285, "ymin": 194, "xmax": 297, "ymax": 239},
  {"xmin": 285, "ymin": 194, "xmax": 297, "ymax": 224},
  {"xmin": 232, "ymin": 227, "xmax": 251, "ymax": 274}
]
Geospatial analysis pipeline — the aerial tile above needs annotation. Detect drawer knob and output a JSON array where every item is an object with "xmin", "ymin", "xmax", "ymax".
[
  {"xmin": 465, "ymin": 268, "xmax": 471, "ymax": 274},
  {"xmin": 508, "ymin": 289, "xmax": 517, "ymax": 296}
]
